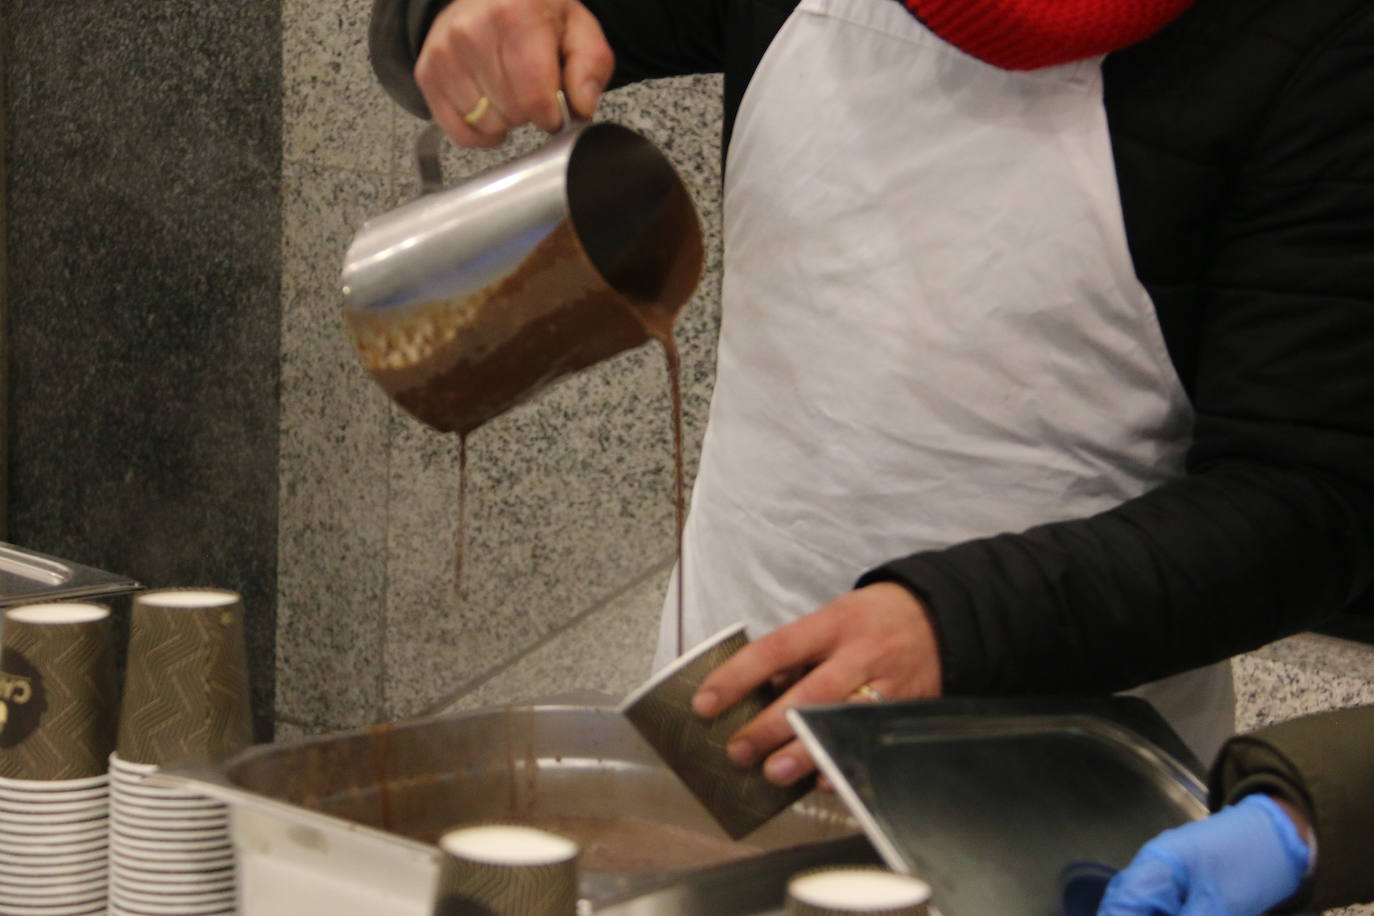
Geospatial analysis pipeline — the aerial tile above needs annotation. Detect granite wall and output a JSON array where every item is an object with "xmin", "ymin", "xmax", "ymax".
[
  {"xmin": 2, "ymin": 0, "xmax": 282, "ymax": 739},
  {"xmin": 273, "ymin": 0, "xmax": 724, "ymax": 733}
]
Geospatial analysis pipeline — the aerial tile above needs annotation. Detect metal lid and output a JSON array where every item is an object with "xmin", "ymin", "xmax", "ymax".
[
  {"xmin": 789, "ymin": 697, "xmax": 1208, "ymax": 916},
  {"xmin": 0, "ymin": 542, "xmax": 141, "ymax": 607}
]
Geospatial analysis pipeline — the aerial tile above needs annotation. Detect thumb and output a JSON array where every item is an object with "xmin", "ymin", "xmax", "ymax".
[
  {"xmin": 1097, "ymin": 856, "xmax": 1185, "ymax": 916},
  {"xmin": 561, "ymin": 1, "xmax": 614, "ymax": 118}
]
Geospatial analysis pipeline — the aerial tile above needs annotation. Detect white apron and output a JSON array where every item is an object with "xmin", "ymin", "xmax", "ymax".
[{"xmin": 655, "ymin": 0, "xmax": 1234, "ymax": 763}]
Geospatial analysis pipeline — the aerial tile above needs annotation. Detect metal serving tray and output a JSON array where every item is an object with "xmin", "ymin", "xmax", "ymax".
[
  {"xmin": 790, "ymin": 696, "xmax": 1210, "ymax": 916},
  {"xmin": 156, "ymin": 704, "xmax": 861, "ymax": 916},
  {"xmin": 0, "ymin": 541, "xmax": 141, "ymax": 607}
]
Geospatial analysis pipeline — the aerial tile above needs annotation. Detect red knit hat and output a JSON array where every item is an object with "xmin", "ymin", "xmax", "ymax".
[{"xmin": 905, "ymin": 0, "xmax": 1196, "ymax": 70}]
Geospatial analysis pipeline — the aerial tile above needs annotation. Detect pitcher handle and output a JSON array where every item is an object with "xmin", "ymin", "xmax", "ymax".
[{"xmin": 413, "ymin": 90, "xmax": 580, "ymax": 198}]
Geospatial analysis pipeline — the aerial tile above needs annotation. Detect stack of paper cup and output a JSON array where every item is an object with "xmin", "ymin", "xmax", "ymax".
[
  {"xmin": 108, "ymin": 588, "xmax": 253, "ymax": 916},
  {"xmin": 107, "ymin": 754, "xmax": 235, "ymax": 915},
  {"xmin": 0, "ymin": 602, "xmax": 118, "ymax": 915}
]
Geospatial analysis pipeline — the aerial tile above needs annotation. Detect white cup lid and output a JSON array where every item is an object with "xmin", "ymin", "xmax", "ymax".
[
  {"xmin": 135, "ymin": 589, "xmax": 238, "ymax": 608},
  {"xmin": 5, "ymin": 603, "xmax": 108, "ymax": 625},
  {"xmin": 789, "ymin": 868, "xmax": 932, "ymax": 911},
  {"xmin": 440, "ymin": 824, "xmax": 578, "ymax": 866}
]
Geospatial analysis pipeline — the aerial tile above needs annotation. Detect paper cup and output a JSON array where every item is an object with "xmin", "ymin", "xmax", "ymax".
[
  {"xmin": 0, "ymin": 804, "xmax": 106, "ymax": 824},
  {"xmin": 786, "ymin": 866, "xmax": 932, "ymax": 916},
  {"xmin": 0, "ymin": 604, "xmax": 118, "ymax": 780},
  {"xmin": 110, "ymin": 862, "xmax": 232, "ymax": 888},
  {"xmin": 112, "ymin": 806, "xmax": 225, "ymax": 827},
  {"xmin": 0, "ymin": 845, "xmax": 108, "ymax": 864},
  {"xmin": 111, "ymin": 846, "xmax": 235, "ymax": 869},
  {"xmin": 108, "ymin": 880, "xmax": 235, "ymax": 905},
  {"xmin": 110, "ymin": 829, "xmax": 229, "ymax": 854},
  {"xmin": 111, "ymin": 792, "xmax": 220, "ymax": 812},
  {"xmin": 0, "ymin": 845, "xmax": 107, "ymax": 869},
  {"xmin": 619, "ymin": 623, "xmax": 813, "ymax": 839},
  {"xmin": 0, "ymin": 816, "xmax": 106, "ymax": 838},
  {"xmin": 116, "ymin": 590, "xmax": 252, "ymax": 767},
  {"xmin": 107, "ymin": 886, "xmax": 234, "ymax": 915},
  {"xmin": 0, "ymin": 859, "xmax": 105, "ymax": 886},
  {"xmin": 0, "ymin": 899, "xmax": 105, "ymax": 916},
  {"xmin": 434, "ymin": 824, "xmax": 579, "ymax": 916},
  {"xmin": 0, "ymin": 872, "xmax": 106, "ymax": 900},
  {"xmin": 0, "ymin": 772, "xmax": 108, "ymax": 792},
  {"xmin": 0, "ymin": 784, "xmax": 108, "ymax": 806}
]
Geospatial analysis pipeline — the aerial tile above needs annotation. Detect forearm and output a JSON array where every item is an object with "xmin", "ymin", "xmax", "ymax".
[
  {"xmin": 1211, "ymin": 706, "xmax": 1374, "ymax": 912},
  {"xmin": 860, "ymin": 460, "xmax": 1374, "ymax": 696}
]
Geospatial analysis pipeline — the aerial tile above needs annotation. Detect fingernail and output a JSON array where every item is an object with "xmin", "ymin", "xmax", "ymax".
[
  {"xmin": 727, "ymin": 740, "xmax": 755, "ymax": 766},
  {"xmin": 765, "ymin": 755, "xmax": 797, "ymax": 784},
  {"xmin": 580, "ymin": 80, "xmax": 601, "ymax": 114},
  {"xmin": 692, "ymin": 690, "xmax": 718, "ymax": 717}
]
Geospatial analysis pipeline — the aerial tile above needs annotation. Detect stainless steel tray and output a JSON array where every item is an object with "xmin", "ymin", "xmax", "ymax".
[
  {"xmin": 0, "ymin": 541, "xmax": 141, "ymax": 607},
  {"xmin": 790, "ymin": 697, "xmax": 1210, "ymax": 916},
  {"xmin": 157, "ymin": 704, "xmax": 861, "ymax": 916}
]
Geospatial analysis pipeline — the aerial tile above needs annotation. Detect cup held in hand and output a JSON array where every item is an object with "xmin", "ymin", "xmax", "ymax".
[{"xmin": 618, "ymin": 623, "xmax": 814, "ymax": 840}]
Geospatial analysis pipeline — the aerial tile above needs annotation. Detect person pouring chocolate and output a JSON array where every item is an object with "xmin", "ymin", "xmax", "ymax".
[{"xmin": 367, "ymin": 0, "xmax": 1374, "ymax": 780}]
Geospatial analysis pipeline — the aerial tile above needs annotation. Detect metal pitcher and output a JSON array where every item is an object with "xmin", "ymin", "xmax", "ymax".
[{"xmin": 340, "ymin": 106, "xmax": 704, "ymax": 435}]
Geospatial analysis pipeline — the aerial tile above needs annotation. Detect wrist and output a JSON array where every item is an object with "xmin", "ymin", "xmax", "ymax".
[
  {"xmin": 1268, "ymin": 795, "xmax": 1318, "ymax": 879},
  {"xmin": 1244, "ymin": 793, "xmax": 1314, "ymax": 882}
]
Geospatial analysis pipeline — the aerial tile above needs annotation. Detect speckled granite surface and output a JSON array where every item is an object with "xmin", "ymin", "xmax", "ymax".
[{"xmin": 274, "ymin": 0, "xmax": 725, "ymax": 732}]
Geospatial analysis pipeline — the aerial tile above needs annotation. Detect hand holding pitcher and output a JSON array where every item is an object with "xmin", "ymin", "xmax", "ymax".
[{"xmin": 415, "ymin": 0, "xmax": 614, "ymax": 147}]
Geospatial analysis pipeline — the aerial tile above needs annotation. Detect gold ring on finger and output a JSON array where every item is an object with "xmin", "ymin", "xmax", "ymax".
[
  {"xmin": 851, "ymin": 682, "xmax": 885, "ymax": 703},
  {"xmin": 463, "ymin": 96, "xmax": 491, "ymax": 125}
]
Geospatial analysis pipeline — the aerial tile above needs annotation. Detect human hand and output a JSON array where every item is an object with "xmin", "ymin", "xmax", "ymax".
[
  {"xmin": 415, "ymin": 0, "xmax": 614, "ymax": 147},
  {"xmin": 690, "ymin": 582, "xmax": 942, "ymax": 787},
  {"xmin": 1097, "ymin": 794, "xmax": 1311, "ymax": 916}
]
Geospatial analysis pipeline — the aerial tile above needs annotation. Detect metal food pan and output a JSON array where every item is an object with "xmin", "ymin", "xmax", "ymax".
[
  {"xmin": 0, "ymin": 542, "xmax": 141, "ymax": 607},
  {"xmin": 791, "ymin": 696, "xmax": 1210, "ymax": 916},
  {"xmin": 158, "ymin": 704, "xmax": 860, "ymax": 916}
]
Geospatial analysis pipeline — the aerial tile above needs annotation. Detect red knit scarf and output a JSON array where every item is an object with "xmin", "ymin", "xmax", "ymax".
[{"xmin": 904, "ymin": 0, "xmax": 1196, "ymax": 69}]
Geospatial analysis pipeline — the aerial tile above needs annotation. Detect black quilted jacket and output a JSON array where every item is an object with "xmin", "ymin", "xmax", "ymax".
[{"xmin": 370, "ymin": 0, "xmax": 1374, "ymax": 697}]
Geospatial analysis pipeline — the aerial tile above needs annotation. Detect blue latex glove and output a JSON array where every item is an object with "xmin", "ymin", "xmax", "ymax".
[{"xmin": 1097, "ymin": 794, "xmax": 1311, "ymax": 916}]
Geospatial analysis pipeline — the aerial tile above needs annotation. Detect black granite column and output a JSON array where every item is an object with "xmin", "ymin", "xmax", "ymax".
[{"xmin": 2, "ymin": 0, "xmax": 282, "ymax": 738}]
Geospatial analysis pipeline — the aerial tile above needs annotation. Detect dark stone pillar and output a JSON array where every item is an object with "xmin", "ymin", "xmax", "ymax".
[{"xmin": 2, "ymin": 0, "xmax": 282, "ymax": 739}]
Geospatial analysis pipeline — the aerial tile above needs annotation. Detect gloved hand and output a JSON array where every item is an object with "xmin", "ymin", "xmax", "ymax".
[{"xmin": 1097, "ymin": 793, "xmax": 1311, "ymax": 916}]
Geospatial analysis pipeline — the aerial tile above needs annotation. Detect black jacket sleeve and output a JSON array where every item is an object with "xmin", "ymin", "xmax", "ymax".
[
  {"xmin": 368, "ymin": 0, "xmax": 727, "ymax": 121},
  {"xmin": 859, "ymin": 3, "xmax": 1374, "ymax": 697},
  {"xmin": 1208, "ymin": 705, "xmax": 1374, "ymax": 912}
]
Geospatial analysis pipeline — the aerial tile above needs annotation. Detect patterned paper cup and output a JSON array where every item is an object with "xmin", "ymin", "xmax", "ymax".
[
  {"xmin": 434, "ymin": 824, "xmax": 579, "ymax": 916},
  {"xmin": 786, "ymin": 866, "xmax": 932, "ymax": 916},
  {"xmin": 116, "ymin": 590, "xmax": 252, "ymax": 767},
  {"xmin": 619, "ymin": 622, "xmax": 814, "ymax": 839},
  {"xmin": 0, "ymin": 604, "xmax": 118, "ymax": 781}
]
